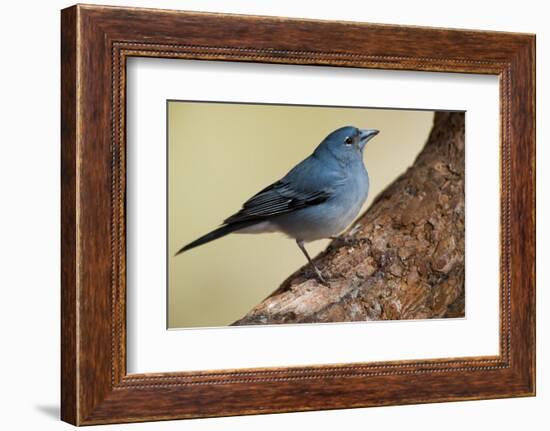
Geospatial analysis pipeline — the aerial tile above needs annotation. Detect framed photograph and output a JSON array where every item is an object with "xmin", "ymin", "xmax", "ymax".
[
  {"xmin": 164, "ymin": 101, "xmax": 458, "ymax": 330},
  {"xmin": 61, "ymin": 4, "xmax": 535, "ymax": 425}
]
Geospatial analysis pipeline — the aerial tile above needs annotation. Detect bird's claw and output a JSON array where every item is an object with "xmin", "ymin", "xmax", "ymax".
[
  {"xmin": 329, "ymin": 235, "xmax": 364, "ymax": 248},
  {"xmin": 314, "ymin": 268, "xmax": 328, "ymax": 285},
  {"xmin": 303, "ymin": 266, "xmax": 330, "ymax": 286}
]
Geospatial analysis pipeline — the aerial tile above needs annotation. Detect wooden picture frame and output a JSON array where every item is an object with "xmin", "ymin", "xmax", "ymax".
[{"xmin": 61, "ymin": 4, "xmax": 535, "ymax": 425}]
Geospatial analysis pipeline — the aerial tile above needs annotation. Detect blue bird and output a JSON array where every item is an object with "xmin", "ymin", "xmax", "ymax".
[{"xmin": 176, "ymin": 126, "xmax": 379, "ymax": 282}]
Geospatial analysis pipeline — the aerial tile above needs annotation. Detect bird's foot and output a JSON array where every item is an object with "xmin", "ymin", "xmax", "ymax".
[
  {"xmin": 329, "ymin": 235, "xmax": 366, "ymax": 248},
  {"xmin": 303, "ymin": 266, "xmax": 330, "ymax": 286},
  {"xmin": 314, "ymin": 268, "xmax": 328, "ymax": 285}
]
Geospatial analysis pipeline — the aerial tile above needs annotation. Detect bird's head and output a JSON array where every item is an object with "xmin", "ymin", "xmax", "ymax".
[{"xmin": 314, "ymin": 126, "xmax": 379, "ymax": 163}]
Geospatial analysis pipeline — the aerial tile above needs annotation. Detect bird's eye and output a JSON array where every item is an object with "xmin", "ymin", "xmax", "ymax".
[{"xmin": 344, "ymin": 136, "xmax": 353, "ymax": 145}]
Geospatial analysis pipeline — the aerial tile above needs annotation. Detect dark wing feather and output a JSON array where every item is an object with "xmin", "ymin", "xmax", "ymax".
[{"xmin": 223, "ymin": 180, "xmax": 330, "ymax": 225}]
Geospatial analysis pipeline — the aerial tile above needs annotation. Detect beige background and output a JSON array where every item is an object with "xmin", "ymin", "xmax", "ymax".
[{"xmin": 168, "ymin": 102, "xmax": 434, "ymax": 328}]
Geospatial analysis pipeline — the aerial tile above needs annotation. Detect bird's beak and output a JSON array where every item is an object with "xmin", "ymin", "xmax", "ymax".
[
  {"xmin": 358, "ymin": 129, "xmax": 379, "ymax": 150},
  {"xmin": 359, "ymin": 129, "xmax": 379, "ymax": 141}
]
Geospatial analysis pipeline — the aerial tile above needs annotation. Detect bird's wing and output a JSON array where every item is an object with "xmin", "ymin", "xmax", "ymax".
[{"xmin": 223, "ymin": 180, "xmax": 331, "ymax": 225}]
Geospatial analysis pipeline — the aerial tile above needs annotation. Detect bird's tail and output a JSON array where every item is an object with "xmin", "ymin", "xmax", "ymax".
[{"xmin": 175, "ymin": 221, "xmax": 256, "ymax": 256}]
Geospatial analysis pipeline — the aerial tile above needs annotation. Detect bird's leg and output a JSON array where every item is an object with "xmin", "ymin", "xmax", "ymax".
[{"xmin": 296, "ymin": 239, "xmax": 327, "ymax": 284}]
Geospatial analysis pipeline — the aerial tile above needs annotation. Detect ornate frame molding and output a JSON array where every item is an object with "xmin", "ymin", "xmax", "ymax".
[{"xmin": 61, "ymin": 5, "xmax": 535, "ymax": 425}]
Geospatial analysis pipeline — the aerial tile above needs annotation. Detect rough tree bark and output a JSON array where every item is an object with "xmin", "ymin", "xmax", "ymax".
[{"xmin": 234, "ymin": 112, "xmax": 465, "ymax": 326}]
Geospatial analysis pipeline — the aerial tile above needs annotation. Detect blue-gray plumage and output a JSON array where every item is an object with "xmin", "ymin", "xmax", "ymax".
[{"xmin": 176, "ymin": 126, "xmax": 379, "ymax": 282}]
